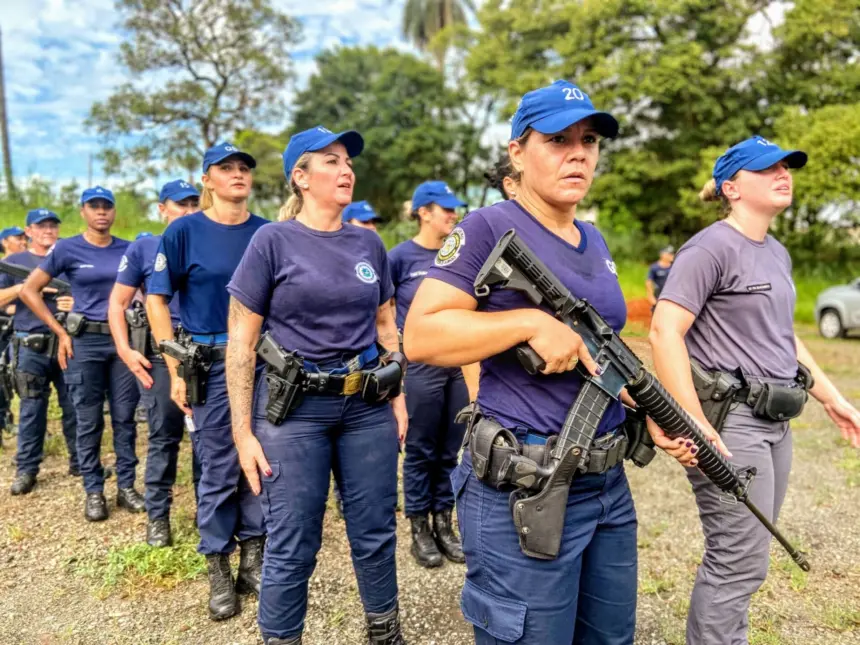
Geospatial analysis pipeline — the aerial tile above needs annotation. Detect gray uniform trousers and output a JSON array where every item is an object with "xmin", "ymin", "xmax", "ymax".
[{"xmin": 685, "ymin": 402, "xmax": 792, "ymax": 645}]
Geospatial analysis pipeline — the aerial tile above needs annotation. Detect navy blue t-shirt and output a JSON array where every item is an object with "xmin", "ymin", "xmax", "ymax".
[
  {"xmin": 40, "ymin": 235, "xmax": 130, "ymax": 321},
  {"xmin": 425, "ymin": 200, "xmax": 627, "ymax": 436},
  {"xmin": 647, "ymin": 262, "xmax": 671, "ymax": 295},
  {"xmin": 116, "ymin": 234, "xmax": 181, "ymax": 325},
  {"xmin": 388, "ymin": 240, "xmax": 438, "ymax": 330},
  {"xmin": 148, "ymin": 211, "xmax": 269, "ymax": 335},
  {"xmin": 0, "ymin": 251, "xmax": 63, "ymax": 332},
  {"xmin": 227, "ymin": 219, "xmax": 394, "ymax": 363}
]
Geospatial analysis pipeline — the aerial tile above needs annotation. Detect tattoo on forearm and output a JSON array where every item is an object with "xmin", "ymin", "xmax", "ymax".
[{"xmin": 227, "ymin": 298, "xmax": 256, "ymax": 439}]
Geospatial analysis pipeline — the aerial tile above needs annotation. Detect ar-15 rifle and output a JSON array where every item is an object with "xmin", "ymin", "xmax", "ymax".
[
  {"xmin": 473, "ymin": 229, "xmax": 809, "ymax": 571},
  {"xmin": 0, "ymin": 261, "xmax": 71, "ymax": 299}
]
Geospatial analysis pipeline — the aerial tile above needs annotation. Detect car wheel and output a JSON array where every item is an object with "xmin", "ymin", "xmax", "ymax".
[{"xmin": 819, "ymin": 310, "xmax": 844, "ymax": 339}]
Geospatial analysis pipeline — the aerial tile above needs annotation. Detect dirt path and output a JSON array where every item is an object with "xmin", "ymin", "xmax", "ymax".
[{"xmin": 1, "ymin": 331, "xmax": 858, "ymax": 645}]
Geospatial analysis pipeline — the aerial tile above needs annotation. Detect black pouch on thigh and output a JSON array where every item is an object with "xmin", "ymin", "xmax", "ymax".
[
  {"xmin": 15, "ymin": 371, "xmax": 47, "ymax": 399},
  {"xmin": 751, "ymin": 384, "xmax": 807, "ymax": 422}
]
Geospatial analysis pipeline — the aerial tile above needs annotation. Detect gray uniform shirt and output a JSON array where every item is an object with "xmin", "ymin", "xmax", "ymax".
[{"xmin": 658, "ymin": 221, "xmax": 797, "ymax": 379}]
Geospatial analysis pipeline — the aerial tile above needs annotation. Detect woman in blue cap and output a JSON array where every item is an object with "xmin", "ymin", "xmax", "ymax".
[
  {"xmin": 227, "ymin": 125, "xmax": 407, "ymax": 645},
  {"xmin": 109, "ymin": 179, "xmax": 200, "ymax": 547},
  {"xmin": 390, "ymin": 180, "xmax": 470, "ymax": 569},
  {"xmin": 1, "ymin": 209, "xmax": 78, "ymax": 495},
  {"xmin": 146, "ymin": 144, "xmax": 268, "ymax": 620},
  {"xmin": 21, "ymin": 187, "xmax": 144, "ymax": 522},
  {"xmin": 650, "ymin": 136, "xmax": 860, "ymax": 645},
  {"xmin": 404, "ymin": 80, "xmax": 691, "ymax": 644},
  {"xmin": 0, "ymin": 225, "xmax": 28, "ymax": 443},
  {"xmin": 343, "ymin": 200, "xmax": 383, "ymax": 232}
]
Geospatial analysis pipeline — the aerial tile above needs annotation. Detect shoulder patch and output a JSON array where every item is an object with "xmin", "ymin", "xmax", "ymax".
[
  {"xmin": 435, "ymin": 227, "xmax": 466, "ymax": 267},
  {"xmin": 118, "ymin": 255, "xmax": 128, "ymax": 273},
  {"xmin": 154, "ymin": 253, "xmax": 167, "ymax": 272},
  {"xmin": 605, "ymin": 259, "xmax": 618, "ymax": 276}
]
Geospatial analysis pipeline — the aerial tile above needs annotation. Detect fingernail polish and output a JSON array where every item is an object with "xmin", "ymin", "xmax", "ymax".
[
  {"xmin": 266, "ymin": 469, "xmax": 272, "ymax": 476},
  {"xmin": 685, "ymin": 441, "xmax": 692, "ymax": 447},
  {"xmin": 691, "ymin": 447, "xmax": 698, "ymax": 454},
  {"xmin": 596, "ymin": 366, "xmax": 604, "ymax": 376}
]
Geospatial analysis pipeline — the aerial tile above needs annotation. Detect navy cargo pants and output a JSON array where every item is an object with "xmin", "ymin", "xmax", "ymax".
[
  {"xmin": 452, "ymin": 448, "xmax": 638, "ymax": 644},
  {"xmin": 65, "ymin": 332, "xmax": 140, "ymax": 493},
  {"xmin": 192, "ymin": 357, "xmax": 265, "ymax": 555},
  {"xmin": 253, "ymin": 367, "xmax": 400, "ymax": 641},
  {"xmin": 402, "ymin": 362, "xmax": 468, "ymax": 517},
  {"xmin": 14, "ymin": 341, "xmax": 78, "ymax": 475}
]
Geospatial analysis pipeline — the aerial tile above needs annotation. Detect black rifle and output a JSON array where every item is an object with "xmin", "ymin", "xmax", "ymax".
[
  {"xmin": 256, "ymin": 333, "xmax": 306, "ymax": 425},
  {"xmin": 474, "ymin": 229, "xmax": 810, "ymax": 571},
  {"xmin": 159, "ymin": 337, "xmax": 211, "ymax": 405},
  {"xmin": 0, "ymin": 261, "xmax": 71, "ymax": 299}
]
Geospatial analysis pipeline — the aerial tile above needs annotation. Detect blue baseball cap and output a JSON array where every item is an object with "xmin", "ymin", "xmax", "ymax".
[
  {"xmin": 202, "ymin": 142, "xmax": 257, "ymax": 174},
  {"xmin": 713, "ymin": 136, "xmax": 807, "ymax": 195},
  {"xmin": 0, "ymin": 226, "xmax": 26, "ymax": 241},
  {"xmin": 159, "ymin": 179, "xmax": 200, "ymax": 204},
  {"xmin": 342, "ymin": 201, "xmax": 381, "ymax": 223},
  {"xmin": 26, "ymin": 208, "xmax": 61, "ymax": 226},
  {"xmin": 283, "ymin": 126, "xmax": 364, "ymax": 178},
  {"xmin": 81, "ymin": 185, "xmax": 115, "ymax": 205},
  {"xmin": 411, "ymin": 181, "xmax": 467, "ymax": 211},
  {"xmin": 511, "ymin": 80, "xmax": 619, "ymax": 141},
  {"xmin": 135, "ymin": 232, "xmax": 154, "ymax": 240}
]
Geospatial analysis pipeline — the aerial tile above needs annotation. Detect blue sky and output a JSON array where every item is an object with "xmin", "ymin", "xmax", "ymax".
[{"xmin": 2, "ymin": 0, "xmax": 411, "ymax": 189}]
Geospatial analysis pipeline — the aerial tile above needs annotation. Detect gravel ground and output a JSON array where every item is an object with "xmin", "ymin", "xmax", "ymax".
[{"xmin": 1, "ymin": 331, "xmax": 858, "ymax": 645}]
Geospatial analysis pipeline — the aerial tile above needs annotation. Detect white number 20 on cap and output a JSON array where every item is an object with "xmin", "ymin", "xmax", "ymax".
[{"xmin": 563, "ymin": 87, "xmax": 585, "ymax": 101}]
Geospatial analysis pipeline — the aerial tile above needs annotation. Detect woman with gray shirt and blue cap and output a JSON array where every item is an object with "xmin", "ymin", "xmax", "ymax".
[{"xmin": 650, "ymin": 135, "xmax": 860, "ymax": 645}]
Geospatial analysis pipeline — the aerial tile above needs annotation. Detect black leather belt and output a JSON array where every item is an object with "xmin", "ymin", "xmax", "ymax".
[
  {"xmin": 207, "ymin": 345, "xmax": 227, "ymax": 362},
  {"xmin": 305, "ymin": 370, "xmax": 364, "ymax": 396},
  {"xmin": 82, "ymin": 321, "xmax": 112, "ymax": 335}
]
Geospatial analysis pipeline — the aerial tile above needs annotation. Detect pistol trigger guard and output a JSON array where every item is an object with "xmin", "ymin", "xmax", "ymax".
[{"xmin": 474, "ymin": 284, "xmax": 490, "ymax": 298}]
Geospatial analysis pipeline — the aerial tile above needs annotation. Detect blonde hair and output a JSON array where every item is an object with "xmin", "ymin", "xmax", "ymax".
[
  {"xmin": 699, "ymin": 177, "xmax": 732, "ymax": 215},
  {"xmin": 278, "ymin": 153, "xmax": 313, "ymax": 221},
  {"xmin": 199, "ymin": 185, "xmax": 214, "ymax": 210}
]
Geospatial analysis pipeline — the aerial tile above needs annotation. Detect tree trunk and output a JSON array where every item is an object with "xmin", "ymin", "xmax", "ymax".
[{"xmin": 0, "ymin": 28, "xmax": 16, "ymax": 200}]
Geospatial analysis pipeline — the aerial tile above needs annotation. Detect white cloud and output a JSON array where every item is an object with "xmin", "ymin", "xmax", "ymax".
[{"xmin": 4, "ymin": 0, "xmax": 414, "ymax": 182}]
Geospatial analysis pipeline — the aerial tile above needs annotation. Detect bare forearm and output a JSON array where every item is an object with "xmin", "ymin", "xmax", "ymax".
[
  {"xmin": 146, "ymin": 295, "xmax": 178, "ymax": 376},
  {"xmin": 108, "ymin": 287, "xmax": 134, "ymax": 354},
  {"xmin": 226, "ymin": 298, "xmax": 262, "ymax": 440},
  {"xmin": 649, "ymin": 327, "xmax": 709, "ymax": 424},
  {"xmin": 21, "ymin": 287, "xmax": 65, "ymax": 337},
  {"xmin": 0, "ymin": 285, "xmax": 21, "ymax": 308},
  {"xmin": 461, "ymin": 362, "xmax": 480, "ymax": 401},
  {"xmin": 796, "ymin": 335, "xmax": 840, "ymax": 405},
  {"xmin": 404, "ymin": 308, "xmax": 535, "ymax": 367},
  {"xmin": 377, "ymin": 319, "xmax": 400, "ymax": 355}
]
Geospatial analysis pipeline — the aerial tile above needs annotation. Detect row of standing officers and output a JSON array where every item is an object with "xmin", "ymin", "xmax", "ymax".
[{"xmin": 3, "ymin": 76, "xmax": 860, "ymax": 645}]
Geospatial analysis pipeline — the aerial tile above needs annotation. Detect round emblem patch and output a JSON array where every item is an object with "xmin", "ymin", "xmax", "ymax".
[
  {"xmin": 118, "ymin": 255, "xmax": 128, "ymax": 272},
  {"xmin": 355, "ymin": 261, "xmax": 377, "ymax": 284},
  {"xmin": 435, "ymin": 227, "xmax": 466, "ymax": 267},
  {"xmin": 155, "ymin": 253, "xmax": 167, "ymax": 272},
  {"xmin": 605, "ymin": 259, "xmax": 617, "ymax": 276}
]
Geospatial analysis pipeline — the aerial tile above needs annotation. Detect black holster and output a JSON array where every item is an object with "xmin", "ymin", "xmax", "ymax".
[
  {"xmin": 15, "ymin": 370, "xmax": 47, "ymax": 399},
  {"xmin": 0, "ymin": 353, "xmax": 13, "ymax": 401},
  {"xmin": 621, "ymin": 406, "xmax": 656, "ymax": 468},
  {"xmin": 125, "ymin": 304, "xmax": 150, "ymax": 354},
  {"xmin": 360, "ymin": 350, "xmax": 406, "ymax": 405},
  {"xmin": 159, "ymin": 338, "xmax": 214, "ymax": 406},
  {"xmin": 256, "ymin": 333, "xmax": 306, "ymax": 426},
  {"xmin": 64, "ymin": 312, "xmax": 86, "ymax": 337},
  {"xmin": 690, "ymin": 359, "xmax": 743, "ymax": 431}
]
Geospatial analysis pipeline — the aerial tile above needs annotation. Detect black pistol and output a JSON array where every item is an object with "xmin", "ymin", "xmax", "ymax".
[
  {"xmin": 159, "ymin": 339, "xmax": 210, "ymax": 405},
  {"xmin": 256, "ymin": 333, "xmax": 306, "ymax": 425}
]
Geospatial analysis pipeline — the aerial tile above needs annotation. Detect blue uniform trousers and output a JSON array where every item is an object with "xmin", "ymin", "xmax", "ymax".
[
  {"xmin": 192, "ymin": 358, "xmax": 265, "ymax": 555},
  {"xmin": 138, "ymin": 358, "xmax": 186, "ymax": 520},
  {"xmin": 403, "ymin": 362, "xmax": 469, "ymax": 517},
  {"xmin": 65, "ymin": 332, "xmax": 140, "ymax": 493},
  {"xmin": 14, "ymin": 343, "xmax": 78, "ymax": 475},
  {"xmin": 254, "ymin": 373, "xmax": 400, "ymax": 641},
  {"xmin": 452, "ymin": 449, "xmax": 638, "ymax": 645}
]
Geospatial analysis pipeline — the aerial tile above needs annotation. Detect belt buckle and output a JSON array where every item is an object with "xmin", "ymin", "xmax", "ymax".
[{"xmin": 343, "ymin": 372, "xmax": 362, "ymax": 396}]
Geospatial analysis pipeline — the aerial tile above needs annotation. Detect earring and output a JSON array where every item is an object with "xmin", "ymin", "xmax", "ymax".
[{"xmin": 301, "ymin": 184, "xmax": 309, "ymax": 190}]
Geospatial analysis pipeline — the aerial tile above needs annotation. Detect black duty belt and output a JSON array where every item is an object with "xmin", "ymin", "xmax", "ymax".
[
  {"xmin": 304, "ymin": 371, "xmax": 365, "ymax": 396},
  {"xmin": 81, "ymin": 321, "xmax": 113, "ymax": 335}
]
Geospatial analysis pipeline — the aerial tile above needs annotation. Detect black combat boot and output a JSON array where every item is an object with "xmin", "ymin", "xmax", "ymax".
[
  {"xmin": 236, "ymin": 535, "xmax": 265, "ymax": 595},
  {"xmin": 146, "ymin": 518, "xmax": 172, "ymax": 548},
  {"xmin": 116, "ymin": 486, "xmax": 146, "ymax": 513},
  {"xmin": 267, "ymin": 636, "xmax": 303, "ymax": 644},
  {"xmin": 205, "ymin": 554, "xmax": 239, "ymax": 620},
  {"xmin": 10, "ymin": 473, "xmax": 37, "ymax": 496},
  {"xmin": 409, "ymin": 515, "xmax": 443, "ymax": 568},
  {"xmin": 68, "ymin": 463, "xmax": 81, "ymax": 477},
  {"xmin": 366, "ymin": 604, "xmax": 407, "ymax": 645},
  {"xmin": 85, "ymin": 492, "xmax": 108, "ymax": 521},
  {"xmin": 432, "ymin": 509, "xmax": 465, "ymax": 564}
]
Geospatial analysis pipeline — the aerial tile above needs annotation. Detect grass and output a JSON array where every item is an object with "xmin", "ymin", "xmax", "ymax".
[
  {"xmin": 7, "ymin": 524, "xmax": 27, "ymax": 542},
  {"xmin": 71, "ymin": 518, "xmax": 205, "ymax": 597},
  {"xmin": 820, "ymin": 605, "xmax": 860, "ymax": 632},
  {"xmin": 836, "ymin": 446, "xmax": 860, "ymax": 487}
]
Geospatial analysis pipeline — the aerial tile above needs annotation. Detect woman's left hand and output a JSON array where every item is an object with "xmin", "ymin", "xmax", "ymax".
[
  {"xmin": 391, "ymin": 394, "xmax": 408, "ymax": 445},
  {"xmin": 823, "ymin": 395, "xmax": 860, "ymax": 448}
]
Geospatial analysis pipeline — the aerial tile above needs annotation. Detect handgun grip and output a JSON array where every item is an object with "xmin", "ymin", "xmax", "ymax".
[{"xmin": 515, "ymin": 344, "xmax": 546, "ymax": 375}]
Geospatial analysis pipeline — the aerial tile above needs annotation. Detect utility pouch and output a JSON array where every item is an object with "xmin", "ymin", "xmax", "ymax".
[
  {"xmin": 690, "ymin": 359, "xmax": 742, "ymax": 432},
  {"xmin": 622, "ymin": 406, "xmax": 656, "ymax": 468},
  {"xmin": 64, "ymin": 313, "xmax": 86, "ymax": 337},
  {"xmin": 751, "ymin": 384, "xmax": 807, "ymax": 422},
  {"xmin": 468, "ymin": 416, "xmax": 519, "ymax": 487},
  {"xmin": 21, "ymin": 333, "xmax": 48, "ymax": 354},
  {"xmin": 360, "ymin": 351, "xmax": 406, "ymax": 405},
  {"xmin": 14, "ymin": 371, "xmax": 46, "ymax": 399}
]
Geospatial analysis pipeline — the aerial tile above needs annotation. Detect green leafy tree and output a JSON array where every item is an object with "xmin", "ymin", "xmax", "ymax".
[
  {"xmin": 466, "ymin": 0, "xmax": 860, "ymax": 247},
  {"xmin": 285, "ymin": 46, "xmax": 491, "ymax": 219},
  {"xmin": 87, "ymin": 0, "xmax": 301, "ymax": 180},
  {"xmin": 402, "ymin": 0, "xmax": 477, "ymax": 65}
]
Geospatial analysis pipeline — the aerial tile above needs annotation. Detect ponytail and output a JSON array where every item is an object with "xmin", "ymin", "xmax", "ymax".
[
  {"xmin": 277, "ymin": 153, "xmax": 312, "ymax": 222},
  {"xmin": 199, "ymin": 185, "xmax": 214, "ymax": 210},
  {"xmin": 699, "ymin": 178, "xmax": 719, "ymax": 202}
]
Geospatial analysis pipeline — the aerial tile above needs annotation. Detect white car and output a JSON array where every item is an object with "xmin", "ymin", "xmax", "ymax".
[{"xmin": 815, "ymin": 278, "xmax": 860, "ymax": 338}]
